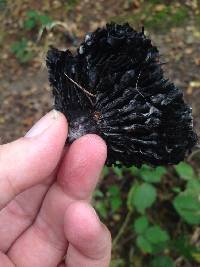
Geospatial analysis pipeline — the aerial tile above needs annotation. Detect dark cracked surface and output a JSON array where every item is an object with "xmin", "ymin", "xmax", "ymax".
[{"xmin": 46, "ymin": 23, "xmax": 197, "ymax": 167}]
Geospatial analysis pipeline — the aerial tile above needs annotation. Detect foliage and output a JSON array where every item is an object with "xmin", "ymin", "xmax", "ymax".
[
  {"xmin": 175, "ymin": 161, "xmax": 195, "ymax": 180},
  {"xmin": 24, "ymin": 10, "xmax": 52, "ymax": 30},
  {"xmin": 173, "ymin": 179, "xmax": 200, "ymax": 224},
  {"xmin": 145, "ymin": 5, "xmax": 189, "ymax": 30},
  {"xmin": 133, "ymin": 215, "xmax": 169, "ymax": 255},
  {"xmin": 10, "ymin": 9, "xmax": 52, "ymax": 64},
  {"xmin": 93, "ymin": 161, "xmax": 200, "ymax": 266},
  {"xmin": 65, "ymin": 0, "xmax": 79, "ymax": 13},
  {"xmin": 139, "ymin": 165, "xmax": 167, "ymax": 183},
  {"xmin": 149, "ymin": 256, "xmax": 175, "ymax": 267},
  {"xmin": 172, "ymin": 235, "xmax": 199, "ymax": 261},
  {"xmin": 129, "ymin": 183, "xmax": 157, "ymax": 214},
  {"xmin": 94, "ymin": 185, "xmax": 122, "ymax": 219},
  {"xmin": 10, "ymin": 38, "xmax": 34, "ymax": 63},
  {"xmin": 0, "ymin": 0, "xmax": 6, "ymax": 10},
  {"xmin": 111, "ymin": 4, "xmax": 190, "ymax": 32}
]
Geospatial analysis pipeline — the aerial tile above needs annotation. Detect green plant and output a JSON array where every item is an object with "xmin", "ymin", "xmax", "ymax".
[
  {"xmin": 0, "ymin": 0, "xmax": 6, "ymax": 10},
  {"xmin": 24, "ymin": 10, "xmax": 52, "ymax": 30},
  {"xmin": 129, "ymin": 182, "xmax": 157, "ymax": 214},
  {"xmin": 134, "ymin": 216, "xmax": 170, "ymax": 254},
  {"xmin": 149, "ymin": 256, "xmax": 175, "ymax": 267},
  {"xmin": 94, "ymin": 184, "xmax": 122, "ymax": 219},
  {"xmin": 146, "ymin": 0, "xmax": 163, "ymax": 3},
  {"xmin": 173, "ymin": 179, "xmax": 200, "ymax": 224},
  {"xmin": 172, "ymin": 235, "xmax": 199, "ymax": 262},
  {"xmin": 172, "ymin": 161, "xmax": 200, "ymax": 225},
  {"xmin": 93, "ymin": 161, "xmax": 200, "ymax": 266},
  {"xmin": 144, "ymin": 5, "xmax": 189, "ymax": 30},
  {"xmin": 65, "ymin": 0, "xmax": 79, "ymax": 13},
  {"xmin": 110, "ymin": 4, "xmax": 190, "ymax": 32},
  {"xmin": 10, "ymin": 38, "xmax": 34, "ymax": 63},
  {"xmin": 175, "ymin": 161, "xmax": 195, "ymax": 180}
]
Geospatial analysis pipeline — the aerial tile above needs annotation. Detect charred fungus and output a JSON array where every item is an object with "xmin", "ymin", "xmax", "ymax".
[{"xmin": 46, "ymin": 22, "xmax": 197, "ymax": 167}]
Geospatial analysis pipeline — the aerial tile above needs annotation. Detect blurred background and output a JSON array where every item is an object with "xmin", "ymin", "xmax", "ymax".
[{"xmin": 0, "ymin": 0, "xmax": 200, "ymax": 266}]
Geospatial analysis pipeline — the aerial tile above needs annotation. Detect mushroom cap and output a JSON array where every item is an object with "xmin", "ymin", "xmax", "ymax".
[{"xmin": 46, "ymin": 23, "xmax": 198, "ymax": 167}]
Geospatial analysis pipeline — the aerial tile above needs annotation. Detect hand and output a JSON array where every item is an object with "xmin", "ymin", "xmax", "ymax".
[{"xmin": 0, "ymin": 110, "xmax": 111, "ymax": 267}]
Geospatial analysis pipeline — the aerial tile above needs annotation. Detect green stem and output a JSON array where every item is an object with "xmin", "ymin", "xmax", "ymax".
[{"xmin": 112, "ymin": 209, "xmax": 133, "ymax": 250}]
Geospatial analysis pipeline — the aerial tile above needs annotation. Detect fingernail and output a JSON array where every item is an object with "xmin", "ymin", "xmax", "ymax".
[{"xmin": 25, "ymin": 110, "xmax": 60, "ymax": 137}]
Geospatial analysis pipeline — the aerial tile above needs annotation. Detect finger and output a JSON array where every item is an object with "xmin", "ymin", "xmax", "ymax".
[
  {"xmin": 64, "ymin": 202, "xmax": 111, "ymax": 267},
  {"xmin": 8, "ymin": 135, "xmax": 107, "ymax": 267},
  {"xmin": 0, "ymin": 176, "xmax": 54, "ymax": 252},
  {"xmin": 0, "ymin": 110, "xmax": 67, "ymax": 210},
  {"xmin": 57, "ymin": 134, "xmax": 107, "ymax": 200},
  {"xmin": 0, "ymin": 252, "xmax": 14, "ymax": 267},
  {"xmin": 0, "ymin": 111, "xmax": 67, "ymax": 251}
]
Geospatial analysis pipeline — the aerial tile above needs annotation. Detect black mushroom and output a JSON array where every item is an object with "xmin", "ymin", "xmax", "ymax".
[{"xmin": 46, "ymin": 22, "xmax": 198, "ymax": 167}]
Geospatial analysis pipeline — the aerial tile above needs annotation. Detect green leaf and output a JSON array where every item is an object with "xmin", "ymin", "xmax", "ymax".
[
  {"xmin": 186, "ymin": 179, "xmax": 200, "ymax": 194},
  {"xmin": 102, "ymin": 166, "xmax": 109, "ymax": 177},
  {"xmin": 132, "ymin": 183, "xmax": 157, "ymax": 214},
  {"xmin": 110, "ymin": 197, "xmax": 122, "ymax": 213},
  {"xmin": 128, "ymin": 165, "xmax": 140, "ymax": 176},
  {"xmin": 95, "ymin": 201, "xmax": 107, "ymax": 219},
  {"xmin": 108, "ymin": 185, "xmax": 122, "ymax": 213},
  {"xmin": 110, "ymin": 258, "xmax": 125, "ymax": 267},
  {"xmin": 21, "ymin": 51, "xmax": 34, "ymax": 63},
  {"xmin": 38, "ymin": 14, "xmax": 52, "ymax": 26},
  {"xmin": 112, "ymin": 166, "xmax": 123, "ymax": 177},
  {"xmin": 173, "ymin": 179, "xmax": 200, "ymax": 224},
  {"xmin": 11, "ymin": 38, "xmax": 28, "ymax": 53},
  {"xmin": 192, "ymin": 252, "xmax": 200, "ymax": 264},
  {"xmin": 134, "ymin": 216, "xmax": 149, "ymax": 234},
  {"xmin": 150, "ymin": 256, "xmax": 175, "ymax": 267},
  {"xmin": 65, "ymin": 0, "xmax": 79, "ymax": 12},
  {"xmin": 108, "ymin": 185, "xmax": 120, "ymax": 196},
  {"xmin": 172, "ymin": 187, "xmax": 181, "ymax": 193},
  {"xmin": 173, "ymin": 193, "xmax": 200, "ymax": 225},
  {"xmin": 145, "ymin": 226, "xmax": 169, "ymax": 244},
  {"xmin": 24, "ymin": 10, "xmax": 38, "ymax": 30},
  {"xmin": 10, "ymin": 39, "xmax": 34, "ymax": 63},
  {"xmin": 136, "ymin": 235, "xmax": 153, "ymax": 253},
  {"xmin": 140, "ymin": 164, "xmax": 167, "ymax": 183},
  {"xmin": 93, "ymin": 189, "xmax": 104, "ymax": 198},
  {"xmin": 127, "ymin": 183, "xmax": 138, "ymax": 211},
  {"xmin": 172, "ymin": 235, "xmax": 198, "ymax": 261},
  {"xmin": 0, "ymin": 0, "xmax": 7, "ymax": 10},
  {"xmin": 24, "ymin": 10, "xmax": 52, "ymax": 30},
  {"xmin": 175, "ymin": 162, "xmax": 194, "ymax": 180},
  {"xmin": 26, "ymin": 10, "xmax": 39, "ymax": 18},
  {"xmin": 24, "ymin": 18, "xmax": 36, "ymax": 30}
]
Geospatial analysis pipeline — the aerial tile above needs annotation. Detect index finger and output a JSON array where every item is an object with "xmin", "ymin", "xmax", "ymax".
[{"xmin": 57, "ymin": 134, "xmax": 107, "ymax": 200}]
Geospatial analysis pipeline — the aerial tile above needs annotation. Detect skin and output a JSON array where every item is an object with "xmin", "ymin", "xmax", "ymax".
[{"xmin": 0, "ymin": 110, "xmax": 111, "ymax": 267}]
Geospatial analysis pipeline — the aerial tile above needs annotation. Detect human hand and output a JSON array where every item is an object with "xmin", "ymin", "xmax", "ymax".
[{"xmin": 0, "ymin": 110, "xmax": 111, "ymax": 267}]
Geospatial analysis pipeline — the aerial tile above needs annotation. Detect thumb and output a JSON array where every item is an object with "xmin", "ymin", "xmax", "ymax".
[
  {"xmin": 0, "ymin": 110, "xmax": 68, "ymax": 209},
  {"xmin": 64, "ymin": 202, "xmax": 112, "ymax": 267}
]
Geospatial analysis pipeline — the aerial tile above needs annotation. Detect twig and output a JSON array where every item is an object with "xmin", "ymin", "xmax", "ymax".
[
  {"xmin": 64, "ymin": 73, "xmax": 96, "ymax": 97},
  {"xmin": 188, "ymin": 149, "xmax": 200, "ymax": 161},
  {"xmin": 112, "ymin": 210, "xmax": 133, "ymax": 249},
  {"xmin": 37, "ymin": 21, "xmax": 77, "ymax": 43}
]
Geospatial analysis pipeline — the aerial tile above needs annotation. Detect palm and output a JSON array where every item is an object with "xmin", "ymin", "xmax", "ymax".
[{"xmin": 0, "ymin": 112, "xmax": 111, "ymax": 267}]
